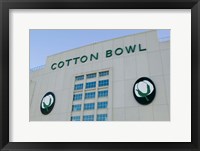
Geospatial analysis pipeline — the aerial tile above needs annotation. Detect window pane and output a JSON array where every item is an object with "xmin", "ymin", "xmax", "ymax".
[
  {"xmin": 86, "ymin": 81, "xmax": 96, "ymax": 89},
  {"xmin": 83, "ymin": 115, "xmax": 94, "ymax": 121},
  {"xmin": 98, "ymin": 79, "xmax": 109, "ymax": 87},
  {"xmin": 74, "ymin": 83, "xmax": 83, "ymax": 90},
  {"xmin": 97, "ymin": 114, "xmax": 108, "ymax": 121},
  {"xmin": 72, "ymin": 104, "xmax": 81, "ymax": 111},
  {"xmin": 99, "ymin": 71, "xmax": 109, "ymax": 77},
  {"xmin": 84, "ymin": 103, "xmax": 95, "ymax": 110},
  {"xmin": 73, "ymin": 93, "xmax": 82, "ymax": 101},
  {"xmin": 71, "ymin": 116, "xmax": 80, "ymax": 121},
  {"xmin": 85, "ymin": 92, "xmax": 95, "ymax": 99},
  {"xmin": 98, "ymin": 90, "xmax": 108, "ymax": 98},
  {"xmin": 97, "ymin": 102, "xmax": 108, "ymax": 109},
  {"xmin": 75, "ymin": 75, "xmax": 84, "ymax": 81},
  {"xmin": 86, "ymin": 73, "xmax": 96, "ymax": 79}
]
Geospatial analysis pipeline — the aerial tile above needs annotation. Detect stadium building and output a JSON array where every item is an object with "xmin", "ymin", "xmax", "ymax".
[{"xmin": 30, "ymin": 30, "xmax": 170, "ymax": 121}]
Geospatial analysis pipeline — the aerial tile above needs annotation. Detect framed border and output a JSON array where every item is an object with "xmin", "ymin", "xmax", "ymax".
[{"xmin": 0, "ymin": 0, "xmax": 199, "ymax": 150}]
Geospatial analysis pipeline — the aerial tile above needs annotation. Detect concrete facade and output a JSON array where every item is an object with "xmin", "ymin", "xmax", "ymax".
[{"xmin": 30, "ymin": 30, "xmax": 170, "ymax": 121}]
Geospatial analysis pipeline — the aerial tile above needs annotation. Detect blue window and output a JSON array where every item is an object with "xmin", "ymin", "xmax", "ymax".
[
  {"xmin": 74, "ymin": 84, "xmax": 83, "ymax": 90},
  {"xmin": 73, "ymin": 93, "xmax": 82, "ymax": 101},
  {"xmin": 97, "ymin": 114, "xmax": 108, "ymax": 121},
  {"xmin": 99, "ymin": 71, "xmax": 109, "ymax": 77},
  {"xmin": 83, "ymin": 115, "xmax": 94, "ymax": 121},
  {"xmin": 98, "ymin": 79, "xmax": 109, "ymax": 87},
  {"xmin": 98, "ymin": 90, "xmax": 108, "ymax": 98},
  {"xmin": 86, "ymin": 73, "xmax": 96, "ymax": 79},
  {"xmin": 84, "ymin": 103, "xmax": 95, "ymax": 110},
  {"xmin": 85, "ymin": 92, "xmax": 95, "ymax": 99},
  {"xmin": 72, "ymin": 104, "xmax": 81, "ymax": 111},
  {"xmin": 86, "ymin": 81, "xmax": 96, "ymax": 89},
  {"xmin": 71, "ymin": 116, "xmax": 80, "ymax": 121},
  {"xmin": 75, "ymin": 75, "xmax": 84, "ymax": 81},
  {"xmin": 97, "ymin": 102, "xmax": 108, "ymax": 109}
]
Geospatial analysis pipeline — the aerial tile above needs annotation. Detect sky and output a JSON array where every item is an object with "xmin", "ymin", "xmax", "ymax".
[{"xmin": 30, "ymin": 29, "xmax": 170, "ymax": 69}]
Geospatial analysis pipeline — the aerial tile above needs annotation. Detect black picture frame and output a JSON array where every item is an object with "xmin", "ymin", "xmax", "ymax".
[{"xmin": 0, "ymin": 0, "xmax": 199, "ymax": 151}]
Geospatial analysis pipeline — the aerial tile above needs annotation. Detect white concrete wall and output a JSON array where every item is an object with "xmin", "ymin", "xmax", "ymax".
[{"xmin": 30, "ymin": 30, "xmax": 170, "ymax": 121}]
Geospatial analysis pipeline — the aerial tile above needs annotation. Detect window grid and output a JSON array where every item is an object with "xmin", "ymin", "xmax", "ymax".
[
  {"xmin": 73, "ymin": 71, "xmax": 109, "ymax": 121},
  {"xmin": 73, "ymin": 93, "xmax": 82, "ymax": 101},
  {"xmin": 97, "ymin": 114, "xmax": 108, "ymax": 121},
  {"xmin": 99, "ymin": 71, "xmax": 109, "ymax": 77},
  {"xmin": 83, "ymin": 115, "xmax": 94, "ymax": 121},
  {"xmin": 72, "ymin": 104, "xmax": 82, "ymax": 111},
  {"xmin": 74, "ymin": 83, "xmax": 83, "ymax": 90},
  {"xmin": 97, "ymin": 102, "xmax": 108, "ymax": 109},
  {"xmin": 86, "ymin": 73, "xmax": 96, "ymax": 79},
  {"xmin": 85, "ymin": 92, "xmax": 95, "ymax": 99},
  {"xmin": 75, "ymin": 75, "xmax": 84, "ymax": 81},
  {"xmin": 98, "ymin": 79, "xmax": 109, "ymax": 87},
  {"xmin": 98, "ymin": 90, "xmax": 108, "ymax": 98},
  {"xmin": 71, "ymin": 116, "xmax": 81, "ymax": 121},
  {"xmin": 86, "ymin": 81, "xmax": 96, "ymax": 89},
  {"xmin": 84, "ymin": 103, "xmax": 95, "ymax": 110}
]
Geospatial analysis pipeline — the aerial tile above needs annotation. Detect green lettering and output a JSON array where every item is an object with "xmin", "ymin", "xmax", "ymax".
[
  {"xmin": 115, "ymin": 48, "xmax": 123, "ymax": 56},
  {"xmin": 65, "ymin": 59, "xmax": 72, "ymax": 66},
  {"xmin": 51, "ymin": 63, "xmax": 57, "ymax": 70},
  {"xmin": 58, "ymin": 61, "xmax": 64, "ymax": 68},
  {"xmin": 73, "ymin": 57, "xmax": 80, "ymax": 64},
  {"xmin": 90, "ymin": 53, "xmax": 98, "ymax": 61},
  {"xmin": 106, "ymin": 50, "xmax": 112, "ymax": 58},
  {"xmin": 125, "ymin": 45, "xmax": 136, "ymax": 53},
  {"xmin": 139, "ymin": 44, "xmax": 147, "ymax": 51},
  {"xmin": 80, "ymin": 55, "xmax": 88, "ymax": 63}
]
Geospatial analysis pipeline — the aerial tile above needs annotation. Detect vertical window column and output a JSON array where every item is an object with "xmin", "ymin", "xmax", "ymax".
[
  {"xmin": 80, "ymin": 74, "xmax": 87, "ymax": 121},
  {"xmin": 72, "ymin": 70, "xmax": 110, "ymax": 121}
]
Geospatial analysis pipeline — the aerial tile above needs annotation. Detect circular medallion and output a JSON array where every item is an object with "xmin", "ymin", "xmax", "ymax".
[
  {"xmin": 133, "ymin": 77, "xmax": 156, "ymax": 105},
  {"xmin": 40, "ymin": 92, "xmax": 55, "ymax": 115}
]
